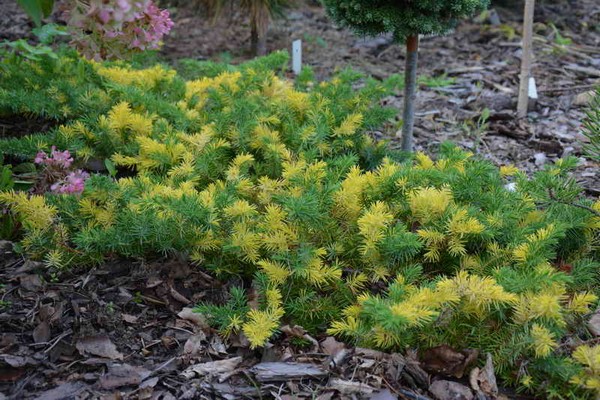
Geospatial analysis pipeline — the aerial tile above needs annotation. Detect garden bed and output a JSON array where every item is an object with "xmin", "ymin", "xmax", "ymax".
[{"xmin": 0, "ymin": 1, "xmax": 598, "ymax": 399}]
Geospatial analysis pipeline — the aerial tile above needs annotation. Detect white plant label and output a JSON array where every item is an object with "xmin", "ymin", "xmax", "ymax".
[{"xmin": 292, "ymin": 40, "xmax": 302, "ymax": 75}]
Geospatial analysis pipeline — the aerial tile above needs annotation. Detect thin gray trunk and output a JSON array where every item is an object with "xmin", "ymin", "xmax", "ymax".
[
  {"xmin": 401, "ymin": 35, "xmax": 419, "ymax": 152},
  {"xmin": 517, "ymin": 0, "xmax": 535, "ymax": 118},
  {"xmin": 250, "ymin": 18, "xmax": 268, "ymax": 57}
]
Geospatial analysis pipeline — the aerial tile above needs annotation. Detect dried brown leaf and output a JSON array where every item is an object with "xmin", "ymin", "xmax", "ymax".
[
  {"xmin": 32, "ymin": 321, "xmax": 51, "ymax": 343},
  {"xmin": 75, "ymin": 335, "xmax": 123, "ymax": 360}
]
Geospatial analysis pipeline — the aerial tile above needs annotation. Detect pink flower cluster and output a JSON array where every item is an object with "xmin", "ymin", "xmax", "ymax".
[
  {"xmin": 34, "ymin": 147, "xmax": 89, "ymax": 195},
  {"xmin": 35, "ymin": 147, "xmax": 74, "ymax": 169},
  {"xmin": 65, "ymin": 0, "xmax": 174, "ymax": 60},
  {"xmin": 50, "ymin": 170, "xmax": 90, "ymax": 194}
]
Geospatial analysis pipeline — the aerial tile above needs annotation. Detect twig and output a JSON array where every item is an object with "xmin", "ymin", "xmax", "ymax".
[
  {"xmin": 44, "ymin": 329, "xmax": 73, "ymax": 354},
  {"xmin": 538, "ymin": 84, "xmax": 596, "ymax": 94},
  {"xmin": 548, "ymin": 190, "xmax": 600, "ymax": 217}
]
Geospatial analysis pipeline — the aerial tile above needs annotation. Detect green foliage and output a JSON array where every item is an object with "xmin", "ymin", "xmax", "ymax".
[
  {"xmin": 0, "ymin": 160, "xmax": 16, "ymax": 239},
  {"xmin": 17, "ymin": 0, "xmax": 54, "ymax": 27},
  {"xmin": 322, "ymin": 0, "xmax": 490, "ymax": 43},
  {"xmin": 0, "ymin": 23, "xmax": 67, "ymax": 61},
  {"xmin": 0, "ymin": 50, "xmax": 599, "ymax": 398},
  {"xmin": 582, "ymin": 89, "xmax": 600, "ymax": 161}
]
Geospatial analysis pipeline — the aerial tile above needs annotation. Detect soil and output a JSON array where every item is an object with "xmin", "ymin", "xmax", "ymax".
[{"xmin": 0, "ymin": 0, "xmax": 599, "ymax": 399}]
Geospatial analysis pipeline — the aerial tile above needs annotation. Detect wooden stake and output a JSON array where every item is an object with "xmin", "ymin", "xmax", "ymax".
[{"xmin": 517, "ymin": 0, "xmax": 535, "ymax": 118}]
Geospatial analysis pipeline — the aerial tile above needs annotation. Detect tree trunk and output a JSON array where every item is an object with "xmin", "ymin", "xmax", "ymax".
[
  {"xmin": 400, "ymin": 35, "xmax": 419, "ymax": 152},
  {"xmin": 517, "ymin": 0, "xmax": 535, "ymax": 118},
  {"xmin": 250, "ymin": 12, "xmax": 268, "ymax": 57}
]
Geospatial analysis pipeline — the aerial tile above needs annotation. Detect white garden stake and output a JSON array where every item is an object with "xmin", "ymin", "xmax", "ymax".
[{"xmin": 292, "ymin": 39, "xmax": 302, "ymax": 75}]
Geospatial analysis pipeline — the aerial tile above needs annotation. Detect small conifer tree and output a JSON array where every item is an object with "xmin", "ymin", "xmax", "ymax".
[
  {"xmin": 205, "ymin": 0, "xmax": 291, "ymax": 56},
  {"xmin": 323, "ymin": 0, "xmax": 490, "ymax": 152}
]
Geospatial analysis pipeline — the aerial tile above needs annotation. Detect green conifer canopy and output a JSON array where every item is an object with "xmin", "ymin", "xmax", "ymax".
[{"xmin": 322, "ymin": 0, "xmax": 490, "ymax": 42}]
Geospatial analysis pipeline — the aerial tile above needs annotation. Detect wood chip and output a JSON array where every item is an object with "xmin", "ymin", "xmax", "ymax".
[
  {"xmin": 250, "ymin": 362, "xmax": 328, "ymax": 382},
  {"xmin": 181, "ymin": 356, "xmax": 242, "ymax": 379},
  {"xmin": 329, "ymin": 378, "xmax": 375, "ymax": 395}
]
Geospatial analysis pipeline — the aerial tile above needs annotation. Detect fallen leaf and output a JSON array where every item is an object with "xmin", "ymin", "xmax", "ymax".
[
  {"xmin": 316, "ymin": 392, "xmax": 335, "ymax": 400},
  {"xmin": 321, "ymin": 336, "xmax": 345, "ymax": 356},
  {"xmin": 183, "ymin": 333, "xmax": 206, "ymax": 358},
  {"xmin": 177, "ymin": 307, "xmax": 208, "ymax": 329},
  {"xmin": 76, "ymin": 335, "xmax": 123, "ymax": 360},
  {"xmin": 122, "ymin": 314, "xmax": 138, "ymax": 324},
  {"xmin": 420, "ymin": 345, "xmax": 479, "ymax": 378},
  {"xmin": 429, "ymin": 380, "xmax": 474, "ymax": 400},
  {"xmin": 19, "ymin": 274, "xmax": 43, "ymax": 291},
  {"xmin": 0, "ymin": 367, "xmax": 25, "ymax": 382},
  {"xmin": 35, "ymin": 382, "xmax": 88, "ymax": 400},
  {"xmin": 208, "ymin": 335, "xmax": 228, "ymax": 355},
  {"xmin": 169, "ymin": 285, "xmax": 191, "ymax": 304},
  {"xmin": 146, "ymin": 276, "xmax": 163, "ymax": 288},
  {"xmin": 469, "ymin": 353, "xmax": 498, "ymax": 398},
  {"xmin": 33, "ymin": 321, "xmax": 51, "ymax": 343},
  {"xmin": 99, "ymin": 364, "xmax": 150, "ymax": 389},
  {"xmin": 0, "ymin": 354, "xmax": 38, "ymax": 367}
]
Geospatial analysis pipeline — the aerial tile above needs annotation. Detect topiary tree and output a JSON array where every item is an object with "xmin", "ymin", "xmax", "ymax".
[{"xmin": 323, "ymin": 0, "xmax": 490, "ymax": 152}]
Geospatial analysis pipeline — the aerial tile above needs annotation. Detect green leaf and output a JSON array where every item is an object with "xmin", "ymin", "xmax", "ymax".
[
  {"xmin": 32, "ymin": 23, "xmax": 68, "ymax": 45},
  {"xmin": 104, "ymin": 159, "xmax": 117, "ymax": 178},
  {"xmin": 16, "ymin": 0, "xmax": 55, "ymax": 26}
]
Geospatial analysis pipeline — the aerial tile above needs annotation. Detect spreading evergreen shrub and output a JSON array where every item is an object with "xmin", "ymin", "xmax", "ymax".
[
  {"xmin": 0, "ymin": 50, "xmax": 599, "ymax": 398},
  {"xmin": 582, "ymin": 89, "xmax": 600, "ymax": 162}
]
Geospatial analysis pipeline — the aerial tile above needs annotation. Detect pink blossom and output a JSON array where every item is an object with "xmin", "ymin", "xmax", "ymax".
[
  {"xmin": 65, "ymin": 0, "xmax": 173, "ymax": 60},
  {"xmin": 50, "ymin": 170, "xmax": 90, "ymax": 195},
  {"xmin": 34, "ymin": 147, "xmax": 73, "ymax": 169}
]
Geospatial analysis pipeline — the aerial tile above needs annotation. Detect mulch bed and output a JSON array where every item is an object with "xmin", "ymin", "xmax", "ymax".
[{"xmin": 0, "ymin": 241, "xmax": 531, "ymax": 399}]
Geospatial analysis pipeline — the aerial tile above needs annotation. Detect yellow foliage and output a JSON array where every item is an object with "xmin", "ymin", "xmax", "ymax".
[
  {"xmin": 334, "ymin": 113, "xmax": 363, "ymax": 137},
  {"xmin": 257, "ymin": 259, "xmax": 290, "ymax": 285},
  {"xmin": 530, "ymin": 324, "xmax": 557, "ymax": 358},
  {"xmin": 437, "ymin": 271, "xmax": 517, "ymax": 316},
  {"xmin": 566, "ymin": 292, "xmax": 598, "ymax": 314},
  {"xmin": 358, "ymin": 201, "xmax": 394, "ymax": 245},
  {"xmin": 409, "ymin": 186, "xmax": 453, "ymax": 223},
  {"xmin": 0, "ymin": 191, "xmax": 56, "ymax": 231},
  {"xmin": 96, "ymin": 64, "xmax": 176, "ymax": 87},
  {"xmin": 570, "ymin": 345, "xmax": 600, "ymax": 394},
  {"xmin": 513, "ymin": 288, "xmax": 566, "ymax": 324},
  {"xmin": 185, "ymin": 71, "xmax": 242, "ymax": 104},
  {"xmin": 415, "ymin": 152, "xmax": 434, "ymax": 169}
]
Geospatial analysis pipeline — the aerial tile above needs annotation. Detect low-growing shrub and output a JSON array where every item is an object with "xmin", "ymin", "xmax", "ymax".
[
  {"xmin": 0, "ymin": 50, "xmax": 599, "ymax": 398},
  {"xmin": 582, "ymin": 88, "xmax": 600, "ymax": 162}
]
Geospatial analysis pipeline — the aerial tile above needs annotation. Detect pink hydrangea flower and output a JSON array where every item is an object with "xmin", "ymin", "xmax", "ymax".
[
  {"xmin": 34, "ymin": 146, "xmax": 73, "ymax": 169},
  {"xmin": 34, "ymin": 147, "xmax": 89, "ymax": 195},
  {"xmin": 64, "ymin": 0, "xmax": 174, "ymax": 60},
  {"xmin": 50, "ymin": 170, "xmax": 90, "ymax": 195}
]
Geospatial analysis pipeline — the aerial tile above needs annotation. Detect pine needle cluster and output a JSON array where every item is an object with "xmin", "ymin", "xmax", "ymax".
[{"xmin": 0, "ymin": 50, "xmax": 599, "ymax": 398}]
